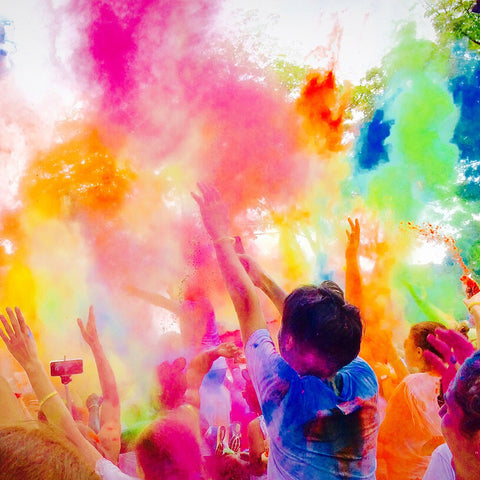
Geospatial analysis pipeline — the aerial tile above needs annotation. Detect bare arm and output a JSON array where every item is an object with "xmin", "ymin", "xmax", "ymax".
[
  {"xmin": 185, "ymin": 342, "xmax": 241, "ymax": 409},
  {"xmin": 238, "ymin": 254, "xmax": 287, "ymax": 314},
  {"xmin": 192, "ymin": 184, "xmax": 267, "ymax": 343},
  {"xmin": 0, "ymin": 375, "xmax": 26, "ymax": 423},
  {"xmin": 78, "ymin": 306, "xmax": 120, "ymax": 427},
  {"xmin": 0, "ymin": 307, "xmax": 101, "ymax": 468},
  {"xmin": 248, "ymin": 417, "xmax": 268, "ymax": 476},
  {"xmin": 125, "ymin": 285, "xmax": 182, "ymax": 316},
  {"xmin": 345, "ymin": 218, "xmax": 363, "ymax": 311}
]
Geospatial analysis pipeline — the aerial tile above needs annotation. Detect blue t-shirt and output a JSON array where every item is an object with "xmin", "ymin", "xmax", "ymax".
[{"xmin": 245, "ymin": 329, "xmax": 379, "ymax": 480}]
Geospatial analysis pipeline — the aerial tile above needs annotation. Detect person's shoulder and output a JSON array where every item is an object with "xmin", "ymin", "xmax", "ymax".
[
  {"xmin": 246, "ymin": 328, "xmax": 272, "ymax": 348},
  {"xmin": 344, "ymin": 357, "xmax": 376, "ymax": 377},
  {"xmin": 339, "ymin": 357, "xmax": 378, "ymax": 397}
]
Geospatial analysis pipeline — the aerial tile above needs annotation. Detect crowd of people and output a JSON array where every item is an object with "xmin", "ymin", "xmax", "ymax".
[{"xmin": 0, "ymin": 183, "xmax": 480, "ymax": 480}]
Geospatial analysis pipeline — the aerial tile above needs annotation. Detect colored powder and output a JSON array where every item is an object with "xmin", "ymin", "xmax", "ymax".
[
  {"xmin": 405, "ymin": 221, "xmax": 470, "ymax": 275},
  {"xmin": 21, "ymin": 128, "xmax": 135, "ymax": 220},
  {"xmin": 356, "ymin": 109, "xmax": 393, "ymax": 170},
  {"xmin": 296, "ymin": 71, "xmax": 350, "ymax": 154}
]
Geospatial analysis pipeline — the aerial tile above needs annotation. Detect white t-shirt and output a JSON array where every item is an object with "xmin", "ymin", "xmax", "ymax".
[
  {"xmin": 422, "ymin": 443, "xmax": 454, "ymax": 480},
  {"xmin": 95, "ymin": 457, "xmax": 140, "ymax": 480}
]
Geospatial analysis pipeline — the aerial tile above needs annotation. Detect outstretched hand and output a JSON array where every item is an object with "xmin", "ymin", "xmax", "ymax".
[
  {"xmin": 424, "ymin": 328, "xmax": 475, "ymax": 392},
  {"xmin": 216, "ymin": 342, "xmax": 242, "ymax": 359},
  {"xmin": 346, "ymin": 217, "xmax": 360, "ymax": 258},
  {"xmin": 77, "ymin": 306, "xmax": 99, "ymax": 348},
  {"xmin": 192, "ymin": 183, "xmax": 230, "ymax": 241},
  {"xmin": 0, "ymin": 307, "xmax": 40, "ymax": 369}
]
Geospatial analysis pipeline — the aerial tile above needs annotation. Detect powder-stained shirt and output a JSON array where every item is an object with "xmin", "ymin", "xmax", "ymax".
[
  {"xmin": 377, "ymin": 372, "xmax": 442, "ymax": 480},
  {"xmin": 245, "ymin": 329, "xmax": 379, "ymax": 480}
]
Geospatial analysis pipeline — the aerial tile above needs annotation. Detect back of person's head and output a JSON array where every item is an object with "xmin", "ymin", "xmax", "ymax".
[
  {"xmin": 156, "ymin": 357, "xmax": 188, "ymax": 410},
  {"xmin": 409, "ymin": 321, "xmax": 447, "ymax": 370},
  {"xmin": 453, "ymin": 350, "xmax": 480, "ymax": 437},
  {"xmin": 136, "ymin": 417, "xmax": 203, "ymax": 480},
  {"xmin": 280, "ymin": 284, "xmax": 362, "ymax": 376},
  {"xmin": 0, "ymin": 422, "xmax": 99, "ymax": 480}
]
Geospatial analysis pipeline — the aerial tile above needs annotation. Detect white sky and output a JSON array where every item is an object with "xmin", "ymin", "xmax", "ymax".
[
  {"xmin": 219, "ymin": 0, "xmax": 436, "ymax": 83},
  {"xmin": 0, "ymin": 0, "xmax": 437, "ymax": 105}
]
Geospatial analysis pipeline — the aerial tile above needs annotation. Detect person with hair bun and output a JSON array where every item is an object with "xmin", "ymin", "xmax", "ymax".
[{"xmin": 376, "ymin": 321, "xmax": 447, "ymax": 480}]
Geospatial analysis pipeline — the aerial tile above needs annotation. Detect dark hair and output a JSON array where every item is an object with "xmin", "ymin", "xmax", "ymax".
[
  {"xmin": 136, "ymin": 418, "xmax": 203, "ymax": 480},
  {"xmin": 409, "ymin": 321, "xmax": 446, "ymax": 370},
  {"xmin": 281, "ymin": 285, "xmax": 362, "ymax": 372},
  {"xmin": 453, "ymin": 350, "xmax": 480, "ymax": 437},
  {"xmin": 320, "ymin": 280, "xmax": 345, "ymax": 300}
]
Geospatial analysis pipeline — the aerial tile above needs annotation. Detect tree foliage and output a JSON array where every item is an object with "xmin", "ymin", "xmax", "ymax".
[{"xmin": 424, "ymin": 0, "xmax": 480, "ymax": 49}]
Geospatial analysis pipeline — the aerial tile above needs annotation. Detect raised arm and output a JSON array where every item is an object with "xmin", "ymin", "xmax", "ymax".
[
  {"xmin": 238, "ymin": 253, "xmax": 287, "ymax": 314},
  {"xmin": 345, "ymin": 217, "xmax": 363, "ymax": 311},
  {"xmin": 77, "ymin": 307, "xmax": 121, "ymax": 463},
  {"xmin": 78, "ymin": 307, "xmax": 120, "ymax": 425},
  {"xmin": 185, "ymin": 342, "xmax": 241, "ymax": 409},
  {"xmin": 125, "ymin": 285, "xmax": 182, "ymax": 316},
  {"xmin": 192, "ymin": 183, "xmax": 267, "ymax": 343},
  {"xmin": 0, "ymin": 307, "xmax": 101, "ymax": 468}
]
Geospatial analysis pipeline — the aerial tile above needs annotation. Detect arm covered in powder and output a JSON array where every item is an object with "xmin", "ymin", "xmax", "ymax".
[
  {"xmin": 77, "ymin": 307, "xmax": 121, "ymax": 428},
  {"xmin": 238, "ymin": 253, "xmax": 287, "ymax": 314},
  {"xmin": 185, "ymin": 342, "xmax": 241, "ymax": 408},
  {"xmin": 124, "ymin": 285, "xmax": 182, "ymax": 316},
  {"xmin": 345, "ymin": 217, "xmax": 363, "ymax": 312},
  {"xmin": 192, "ymin": 183, "xmax": 267, "ymax": 344}
]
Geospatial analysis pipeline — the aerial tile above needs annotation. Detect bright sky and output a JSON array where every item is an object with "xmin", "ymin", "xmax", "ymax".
[
  {"xmin": 0, "ymin": 0, "xmax": 437, "ymax": 105},
  {"xmin": 219, "ymin": 0, "xmax": 436, "ymax": 83}
]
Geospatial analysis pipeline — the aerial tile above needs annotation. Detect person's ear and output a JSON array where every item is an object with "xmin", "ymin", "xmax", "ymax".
[
  {"xmin": 284, "ymin": 334, "xmax": 294, "ymax": 352},
  {"xmin": 416, "ymin": 346, "xmax": 423, "ymax": 359}
]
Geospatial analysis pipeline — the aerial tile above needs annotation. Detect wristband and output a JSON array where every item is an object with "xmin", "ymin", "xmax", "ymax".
[
  {"xmin": 39, "ymin": 391, "xmax": 58, "ymax": 410},
  {"xmin": 213, "ymin": 236, "xmax": 235, "ymax": 245},
  {"xmin": 468, "ymin": 301, "xmax": 480, "ymax": 313}
]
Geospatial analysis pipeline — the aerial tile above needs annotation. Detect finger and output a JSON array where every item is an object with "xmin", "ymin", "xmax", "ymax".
[
  {"xmin": 438, "ymin": 329, "xmax": 475, "ymax": 362},
  {"xmin": 348, "ymin": 217, "xmax": 354, "ymax": 230},
  {"xmin": 0, "ymin": 314, "xmax": 13, "ymax": 340},
  {"xmin": 427, "ymin": 333, "xmax": 452, "ymax": 361},
  {"xmin": 191, "ymin": 191, "xmax": 203, "ymax": 208},
  {"xmin": 77, "ymin": 318, "xmax": 86, "ymax": 336},
  {"xmin": 15, "ymin": 307, "xmax": 28, "ymax": 335},
  {"xmin": 88, "ymin": 306, "xmax": 96, "ymax": 327},
  {"xmin": 208, "ymin": 185, "xmax": 221, "ymax": 201},
  {"xmin": 423, "ymin": 350, "xmax": 448, "ymax": 375},
  {"xmin": 0, "ymin": 327, "xmax": 9, "ymax": 345},
  {"xmin": 6, "ymin": 307, "xmax": 21, "ymax": 337},
  {"xmin": 197, "ymin": 182, "xmax": 209, "ymax": 198}
]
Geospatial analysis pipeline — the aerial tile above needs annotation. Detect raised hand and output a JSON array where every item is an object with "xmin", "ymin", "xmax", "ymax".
[
  {"xmin": 0, "ymin": 307, "xmax": 40, "ymax": 369},
  {"xmin": 192, "ymin": 182, "xmax": 230, "ymax": 241},
  {"xmin": 424, "ymin": 328, "xmax": 475, "ymax": 392},
  {"xmin": 345, "ymin": 217, "xmax": 360, "ymax": 258},
  {"xmin": 77, "ymin": 306, "xmax": 99, "ymax": 349}
]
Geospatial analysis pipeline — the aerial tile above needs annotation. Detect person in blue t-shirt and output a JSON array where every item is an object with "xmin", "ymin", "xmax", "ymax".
[{"xmin": 193, "ymin": 183, "xmax": 379, "ymax": 480}]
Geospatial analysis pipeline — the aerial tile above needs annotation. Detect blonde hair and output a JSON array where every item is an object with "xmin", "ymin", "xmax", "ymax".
[{"xmin": 0, "ymin": 421, "xmax": 100, "ymax": 480}]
